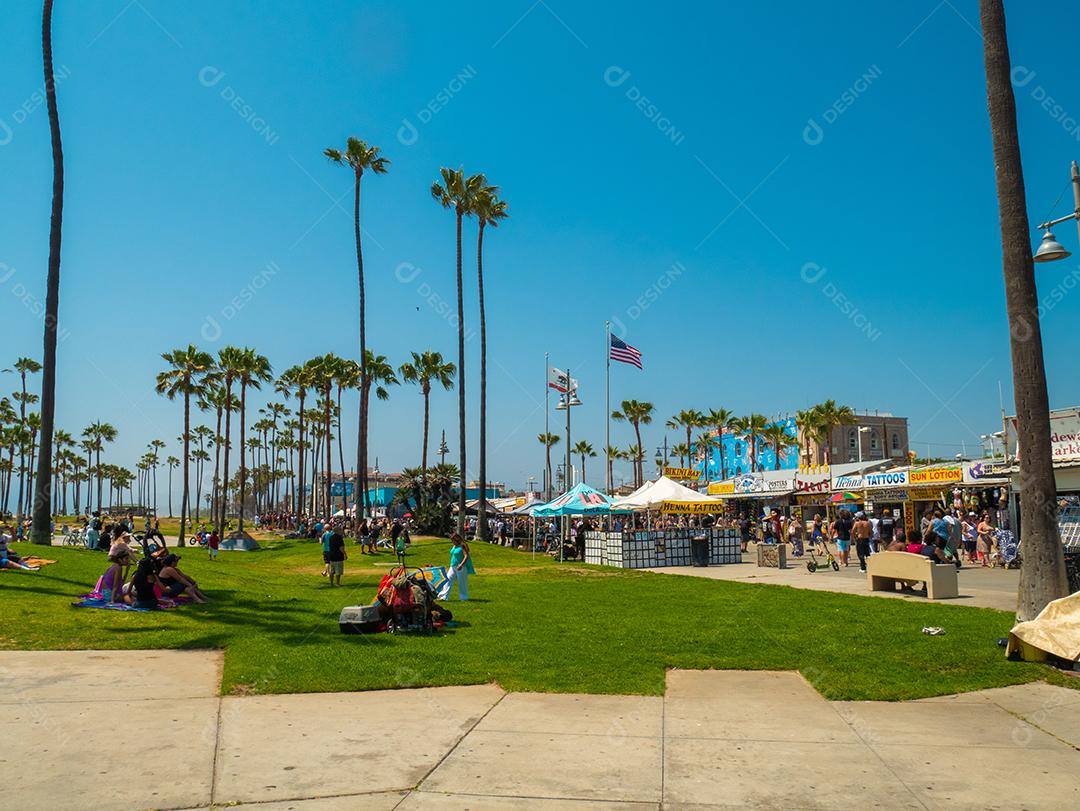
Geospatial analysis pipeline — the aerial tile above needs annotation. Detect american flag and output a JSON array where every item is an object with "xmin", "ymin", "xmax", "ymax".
[{"xmin": 609, "ymin": 335, "xmax": 642, "ymax": 369}]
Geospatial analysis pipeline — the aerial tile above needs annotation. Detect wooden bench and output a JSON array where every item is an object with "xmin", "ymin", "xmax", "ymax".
[{"xmin": 866, "ymin": 551, "xmax": 958, "ymax": 599}]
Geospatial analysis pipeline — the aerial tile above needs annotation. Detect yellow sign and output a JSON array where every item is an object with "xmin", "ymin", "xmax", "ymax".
[
  {"xmin": 909, "ymin": 466, "xmax": 962, "ymax": 485},
  {"xmin": 659, "ymin": 500, "xmax": 725, "ymax": 514},
  {"xmin": 663, "ymin": 467, "xmax": 701, "ymax": 481},
  {"xmin": 707, "ymin": 481, "xmax": 735, "ymax": 495},
  {"xmin": 514, "ymin": 497, "xmax": 526, "ymax": 507},
  {"xmin": 906, "ymin": 487, "xmax": 948, "ymax": 502}
]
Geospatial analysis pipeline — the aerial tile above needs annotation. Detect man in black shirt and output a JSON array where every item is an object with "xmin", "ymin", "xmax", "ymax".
[
  {"xmin": 327, "ymin": 530, "xmax": 346, "ymax": 586},
  {"xmin": 878, "ymin": 509, "xmax": 896, "ymax": 546},
  {"xmin": 738, "ymin": 513, "xmax": 752, "ymax": 552}
]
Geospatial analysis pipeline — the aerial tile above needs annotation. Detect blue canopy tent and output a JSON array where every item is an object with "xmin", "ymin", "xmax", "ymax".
[{"xmin": 531, "ymin": 482, "xmax": 629, "ymax": 517}]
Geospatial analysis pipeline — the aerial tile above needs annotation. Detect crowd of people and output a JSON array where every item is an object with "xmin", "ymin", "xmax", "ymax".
[{"xmin": 89, "ymin": 527, "xmax": 209, "ymax": 608}]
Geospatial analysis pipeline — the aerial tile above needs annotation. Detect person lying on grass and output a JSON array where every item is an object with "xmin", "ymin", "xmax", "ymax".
[{"xmin": 157, "ymin": 554, "xmax": 209, "ymax": 603}]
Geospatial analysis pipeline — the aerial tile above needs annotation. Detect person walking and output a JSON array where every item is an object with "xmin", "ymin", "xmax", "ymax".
[
  {"xmin": 787, "ymin": 514, "xmax": 805, "ymax": 557},
  {"xmin": 207, "ymin": 529, "xmax": 220, "ymax": 561},
  {"xmin": 852, "ymin": 511, "xmax": 872, "ymax": 573},
  {"xmin": 438, "ymin": 533, "xmax": 475, "ymax": 601},
  {"xmin": 326, "ymin": 526, "xmax": 346, "ymax": 586},
  {"xmin": 831, "ymin": 509, "xmax": 854, "ymax": 567},
  {"xmin": 878, "ymin": 508, "xmax": 896, "ymax": 548}
]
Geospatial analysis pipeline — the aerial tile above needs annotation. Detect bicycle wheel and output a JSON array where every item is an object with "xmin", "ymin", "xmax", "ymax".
[{"xmin": 806, "ymin": 561, "xmax": 817, "ymax": 573}]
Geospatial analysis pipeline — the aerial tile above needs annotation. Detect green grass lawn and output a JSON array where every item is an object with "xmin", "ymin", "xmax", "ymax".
[{"xmin": 2, "ymin": 537, "xmax": 1073, "ymax": 701}]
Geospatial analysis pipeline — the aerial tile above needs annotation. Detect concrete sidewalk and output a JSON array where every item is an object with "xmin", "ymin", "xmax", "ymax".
[
  {"xmin": 3, "ymin": 650, "xmax": 1078, "ymax": 810},
  {"xmin": 646, "ymin": 548, "xmax": 1021, "ymax": 611}
]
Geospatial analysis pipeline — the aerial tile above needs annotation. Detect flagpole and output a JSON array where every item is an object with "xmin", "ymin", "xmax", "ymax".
[
  {"xmin": 605, "ymin": 321, "xmax": 611, "ymax": 495},
  {"xmin": 545, "ymin": 351, "xmax": 550, "ymax": 500}
]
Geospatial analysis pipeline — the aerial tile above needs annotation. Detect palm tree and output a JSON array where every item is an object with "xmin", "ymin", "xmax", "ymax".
[
  {"xmin": 671, "ymin": 442, "xmax": 690, "ymax": 468},
  {"xmin": 694, "ymin": 432, "xmax": 718, "ymax": 477},
  {"xmin": 469, "ymin": 179, "xmax": 509, "ymax": 540},
  {"xmin": 165, "ymin": 455, "xmax": 179, "ymax": 516},
  {"xmin": 84, "ymin": 420, "xmax": 117, "ymax": 511},
  {"xmin": 667, "ymin": 409, "xmax": 705, "ymax": 467},
  {"xmin": 157, "ymin": 345, "xmax": 215, "ymax": 545},
  {"xmin": 572, "ymin": 440, "xmax": 596, "ymax": 484},
  {"xmin": 795, "ymin": 407, "xmax": 822, "ymax": 467},
  {"xmin": 147, "ymin": 439, "xmax": 165, "ymax": 514},
  {"xmin": 215, "ymin": 346, "xmax": 244, "ymax": 534},
  {"xmin": 331, "ymin": 360, "xmax": 358, "ymax": 513},
  {"xmin": 13, "ymin": 357, "xmax": 41, "ymax": 525},
  {"xmin": 324, "ymin": 137, "xmax": 390, "ymax": 530},
  {"xmin": 277, "ymin": 365, "xmax": 310, "ymax": 515},
  {"xmin": 611, "ymin": 400, "xmax": 654, "ymax": 487},
  {"xmin": 31, "ymin": 1, "xmax": 63, "ymax": 543},
  {"xmin": 538, "ymin": 432, "xmax": 561, "ymax": 498},
  {"xmin": 980, "ymin": 0, "xmax": 1068, "ymax": 620},
  {"xmin": 706, "ymin": 408, "xmax": 734, "ymax": 479},
  {"xmin": 306, "ymin": 354, "xmax": 340, "ymax": 516},
  {"xmin": 23, "ymin": 412, "xmax": 41, "ymax": 516},
  {"xmin": 432, "ymin": 167, "xmax": 485, "ymax": 532},
  {"xmin": 604, "ymin": 445, "xmax": 626, "ymax": 490},
  {"xmin": 732, "ymin": 414, "xmax": 768, "ymax": 473},
  {"xmin": 79, "ymin": 434, "xmax": 97, "ymax": 512},
  {"xmin": 399, "ymin": 350, "xmax": 456, "ymax": 500},
  {"xmin": 360, "ymin": 350, "xmax": 398, "ymax": 510},
  {"xmin": 814, "ymin": 400, "xmax": 855, "ymax": 466},
  {"xmin": 625, "ymin": 445, "xmax": 645, "ymax": 486},
  {"xmin": 235, "ymin": 348, "xmax": 272, "ymax": 531},
  {"xmin": 761, "ymin": 424, "xmax": 796, "ymax": 471}
]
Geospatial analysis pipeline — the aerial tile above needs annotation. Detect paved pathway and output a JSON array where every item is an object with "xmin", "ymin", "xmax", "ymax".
[
  {"xmin": 3, "ymin": 650, "xmax": 1078, "ymax": 810},
  {"xmin": 646, "ymin": 548, "xmax": 1021, "ymax": 611}
]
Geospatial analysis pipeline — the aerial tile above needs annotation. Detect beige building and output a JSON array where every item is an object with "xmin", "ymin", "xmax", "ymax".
[{"xmin": 799, "ymin": 412, "xmax": 910, "ymax": 466}]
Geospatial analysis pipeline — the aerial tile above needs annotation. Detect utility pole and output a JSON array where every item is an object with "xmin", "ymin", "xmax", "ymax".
[{"xmin": 438, "ymin": 430, "xmax": 449, "ymax": 466}]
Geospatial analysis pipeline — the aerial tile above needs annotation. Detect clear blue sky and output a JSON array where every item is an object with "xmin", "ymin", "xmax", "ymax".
[{"xmin": 3, "ymin": 1, "xmax": 1080, "ymax": 505}]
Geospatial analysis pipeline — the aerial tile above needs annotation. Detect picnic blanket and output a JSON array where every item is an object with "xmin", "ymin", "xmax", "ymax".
[
  {"xmin": 72, "ymin": 592, "xmax": 188, "ymax": 611},
  {"xmin": 22, "ymin": 557, "xmax": 57, "ymax": 567},
  {"xmin": 1007, "ymin": 590, "xmax": 1080, "ymax": 663}
]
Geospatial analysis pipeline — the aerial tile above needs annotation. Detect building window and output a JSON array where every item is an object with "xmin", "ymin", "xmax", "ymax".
[
  {"xmin": 848, "ymin": 429, "xmax": 857, "ymax": 450},
  {"xmin": 870, "ymin": 431, "xmax": 879, "ymax": 450},
  {"xmin": 892, "ymin": 433, "xmax": 900, "ymax": 451}
]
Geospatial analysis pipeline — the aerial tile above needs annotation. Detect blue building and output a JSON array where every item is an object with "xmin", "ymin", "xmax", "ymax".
[{"xmin": 695, "ymin": 417, "xmax": 799, "ymax": 479}]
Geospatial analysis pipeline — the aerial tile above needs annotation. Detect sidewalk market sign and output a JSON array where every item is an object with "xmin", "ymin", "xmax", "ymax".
[
  {"xmin": 1007, "ymin": 408, "xmax": 1080, "ymax": 462},
  {"xmin": 663, "ymin": 467, "xmax": 702, "ymax": 481},
  {"xmin": 660, "ymin": 500, "xmax": 725, "ymax": 514}
]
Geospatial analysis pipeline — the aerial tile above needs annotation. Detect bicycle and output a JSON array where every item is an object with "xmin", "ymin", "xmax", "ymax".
[{"xmin": 62, "ymin": 527, "xmax": 86, "ymax": 547}]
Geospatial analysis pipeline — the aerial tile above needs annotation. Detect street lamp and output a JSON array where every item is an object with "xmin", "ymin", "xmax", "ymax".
[
  {"xmin": 555, "ymin": 386, "xmax": 581, "ymax": 562},
  {"xmin": 1033, "ymin": 160, "xmax": 1080, "ymax": 263},
  {"xmin": 857, "ymin": 426, "xmax": 870, "ymax": 464}
]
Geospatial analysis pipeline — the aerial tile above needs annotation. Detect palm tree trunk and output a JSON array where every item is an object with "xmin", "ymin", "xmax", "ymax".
[
  {"xmin": 336, "ymin": 387, "xmax": 347, "ymax": 512},
  {"xmin": 168, "ymin": 462, "xmax": 173, "ymax": 518},
  {"xmin": 477, "ymin": 219, "xmax": 488, "ymax": 541},
  {"xmin": 455, "ymin": 209, "xmax": 467, "ymax": 534},
  {"xmin": 325, "ymin": 382, "xmax": 333, "ymax": 517},
  {"xmin": 220, "ymin": 390, "xmax": 233, "ymax": 535},
  {"xmin": 212, "ymin": 407, "xmax": 222, "ymax": 525},
  {"xmin": 238, "ymin": 383, "xmax": 248, "ymax": 531},
  {"xmin": 297, "ymin": 390, "xmax": 306, "ymax": 516},
  {"xmin": 421, "ymin": 386, "xmax": 431, "ymax": 506},
  {"xmin": 353, "ymin": 168, "xmax": 368, "ymax": 532},
  {"xmin": 96, "ymin": 448, "xmax": 103, "ymax": 512},
  {"xmin": 633, "ymin": 422, "xmax": 643, "ymax": 487},
  {"xmin": 179, "ymin": 389, "xmax": 190, "ymax": 545},
  {"xmin": 980, "ymin": 0, "xmax": 1068, "ymax": 620}
]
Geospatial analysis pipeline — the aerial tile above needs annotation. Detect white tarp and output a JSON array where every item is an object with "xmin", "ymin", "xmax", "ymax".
[{"xmin": 612, "ymin": 475, "xmax": 720, "ymax": 510}]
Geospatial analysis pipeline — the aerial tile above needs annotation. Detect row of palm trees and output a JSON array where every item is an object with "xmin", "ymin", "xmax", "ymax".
[
  {"xmin": 156, "ymin": 345, "xmax": 459, "ymax": 545},
  {"xmin": 538, "ymin": 399, "xmax": 858, "ymax": 492}
]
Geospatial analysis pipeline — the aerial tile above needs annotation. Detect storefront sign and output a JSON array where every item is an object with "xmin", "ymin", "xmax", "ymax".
[
  {"xmin": 1009, "ymin": 409, "xmax": 1080, "ymax": 462},
  {"xmin": 962, "ymin": 461, "xmax": 1011, "ymax": 483},
  {"xmin": 833, "ymin": 474, "xmax": 864, "ymax": 489},
  {"xmin": 659, "ymin": 500, "xmax": 725, "ymax": 514},
  {"xmin": 909, "ymin": 466, "xmax": 962, "ymax": 485},
  {"xmin": 863, "ymin": 470, "xmax": 909, "ymax": 488},
  {"xmin": 875, "ymin": 488, "xmax": 909, "ymax": 502},
  {"xmin": 906, "ymin": 487, "xmax": 948, "ymax": 502},
  {"xmin": 765, "ymin": 477, "xmax": 794, "ymax": 492},
  {"xmin": 707, "ymin": 480, "xmax": 735, "ymax": 495},
  {"xmin": 795, "ymin": 494, "xmax": 829, "ymax": 505},
  {"xmin": 734, "ymin": 474, "xmax": 763, "ymax": 494},
  {"xmin": 663, "ymin": 467, "xmax": 701, "ymax": 481},
  {"xmin": 793, "ymin": 472, "xmax": 831, "ymax": 493}
]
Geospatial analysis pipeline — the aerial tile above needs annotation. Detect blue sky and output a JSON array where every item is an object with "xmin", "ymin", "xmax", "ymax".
[{"xmin": 3, "ymin": 0, "xmax": 1080, "ymax": 504}]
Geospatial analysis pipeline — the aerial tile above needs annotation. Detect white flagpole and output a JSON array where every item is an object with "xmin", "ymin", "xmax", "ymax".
[
  {"xmin": 545, "ymin": 351, "xmax": 550, "ymax": 500},
  {"xmin": 605, "ymin": 321, "xmax": 611, "ymax": 495}
]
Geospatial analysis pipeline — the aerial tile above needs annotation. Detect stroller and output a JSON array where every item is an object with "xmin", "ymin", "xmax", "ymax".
[{"xmin": 376, "ymin": 566, "xmax": 440, "ymax": 634}]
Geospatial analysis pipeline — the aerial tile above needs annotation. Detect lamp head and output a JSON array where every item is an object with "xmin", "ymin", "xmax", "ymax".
[{"xmin": 1034, "ymin": 229, "xmax": 1071, "ymax": 263}]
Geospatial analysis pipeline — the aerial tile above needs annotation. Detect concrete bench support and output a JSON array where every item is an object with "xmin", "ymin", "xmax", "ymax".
[{"xmin": 866, "ymin": 551, "xmax": 958, "ymax": 599}]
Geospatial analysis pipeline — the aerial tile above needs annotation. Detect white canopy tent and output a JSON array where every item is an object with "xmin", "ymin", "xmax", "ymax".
[{"xmin": 612, "ymin": 475, "xmax": 720, "ymax": 510}]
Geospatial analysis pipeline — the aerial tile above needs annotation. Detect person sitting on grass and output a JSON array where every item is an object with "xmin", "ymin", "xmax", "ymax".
[
  {"xmin": 93, "ymin": 545, "xmax": 134, "ymax": 602},
  {"xmin": 129, "ymin": 555, "xmax": 164, "ymax": 609},
  {"xmin": 157, "ymin": 554, "xmax": 209, "ymax": 603},
  {"xmin": 0, "ymin": 528, "xmax": 39, "ymax": 571}
]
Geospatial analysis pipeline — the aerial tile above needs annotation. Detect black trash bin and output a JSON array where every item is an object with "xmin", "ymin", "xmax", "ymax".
[{"xmin": 691, "ymin": 535, "xmax": 709, "ymax": 567}]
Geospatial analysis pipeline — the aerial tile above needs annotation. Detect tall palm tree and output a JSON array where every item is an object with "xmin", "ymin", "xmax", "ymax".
[
  {"xmin": 23, "ymin": 412, "xmax": 41, "ymax": 515},
  {"xmin": 235, "ymin": 348, "xmax": 272, "ymax": 531},
  {"xmin": 980, "ymin": 0, "xmax": 1067, "ymax": 620},
  {"xmin": 306, "ymin": 354, "xmax": 340, "ymax": 516},
  {"xmin": 538, "ymin": 432, "xmax": 561, "ymax": 498},
  {"xmin": 706, "ymin": 407, "xmax": 734, "ymax": 479},
  {"xmin": 694, "ymin": 432, "xmax": 718, "ymax": 477},
  {"xmin": 165, "ymin": 456, "xmax": 179, "ymax": 516},
  {"xmin": 671, "ymin": 442, "xmax": 690, "ymax": 468},
  {"xmin": 31, "ymin": 0, "xmax": 63, "ymax": 543},
  {"xmin": 147, "ymin": 439, "xmax": 165, "ymax": 513},
  {"xmin": 432, "ymin": 167, "xmax": 485, "ymax": 532},
  {"xmin": 813, "ymin": 400, "xmax": 855, "ymax": 466},
  {"xmin": 157, "ymin": 345, "xmax": 215, "ymax": 545},
  {"xmin": 399, "ymin": 350, "xmax": 456, "ymax": 498},
  {"xmin": 667, "ymin": 409, "xmax": 705, "ymax": 468},
  {"xmin": 277, "ymin": 365, "xmax": 310, "ymax": 515},
  {"xmin": 13, "ymin": 357, "xmax": 41, "ymax": 526},
  {"xmin": 332, "ymin": 359, "xmax": 359, "ymax": 513},
  {"xmin": 761, "ymin": 424, "xmax": 796, "ymax": 471},
  {"xmin": 795, "ymin": 407, "xmax": 823, "ymax": 467},
  {"xmin": 84, "ymin": 420, "xmax": 116, "ymax": 511},
  {"xmin": 572, "ymin": 440, "xmax": 596, "ymax": 484},
  {"xmin": 625, "ymin": 444, "xmax": 644, "ymax": 487},
  {"xmin": 604, "ymin": 445, "xmax": 626, "ymax": 491},
  {"xmin": 469, "ymin": 179, "xmax": 509, "ymax": 540},
  {"xmin": 324, "ymin": 137, "xmax": 390, "ymax": 529},
  {"xmin": 360, "ymin": 350, "xmax": 398, "ymax": 511},
  {"xmin": 611, "ymin": 400, "xmax": 654, "ymax": 487},
  {"xmin": 79, "ymin": 434, "xmax": 97, "ymax": 512},
  {"xmin": 732, "ymin": 414, "xmax": 768, "ymax": 473},
  {"xmin": 215, "ymin": 346, "xmax": 244, "ymax": 534}
]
